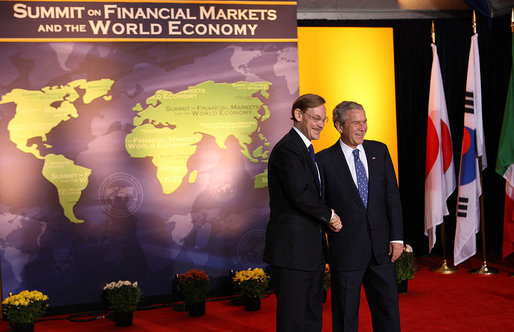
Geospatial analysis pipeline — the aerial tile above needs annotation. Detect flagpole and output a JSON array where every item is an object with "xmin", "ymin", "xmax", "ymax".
[
  {"xmin": 472, "ymin": 10, "xmax": 477, "ymax": 34},
  {"xmin": 428, "ymin": 20, "xmax": 458, "ymax": 274},
  {"xmin": 470, "ymin": 156, "xmax": 498, "ymax": 274},
  {"xmin": 431, "ymin": 221, "xmax": 458, "ymax": 273},
  {"xmin": 431, "ymin": 20, "xmax": 435, "ymax": 44},
  {"xmin": 468, "ymin": 10, "xmax": 498, "ymax": 275},
  {"xmin": 511, "ymin": 8, "xmax": 513, "ymax": 277}
]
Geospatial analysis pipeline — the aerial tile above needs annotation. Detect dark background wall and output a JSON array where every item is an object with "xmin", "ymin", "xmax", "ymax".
[{"xmin": 299, "ymin": 13, "xmax": 512, "ymax": 262}]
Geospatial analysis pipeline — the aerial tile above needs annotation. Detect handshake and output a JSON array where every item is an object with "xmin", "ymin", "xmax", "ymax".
[{"xmin": 328, "ymin": 210, "xmax": 342, "ymax": 232}]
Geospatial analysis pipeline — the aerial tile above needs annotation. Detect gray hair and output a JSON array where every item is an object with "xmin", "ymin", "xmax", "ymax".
[{"xmin": 332, "ymin": 101, "xmax": 364, "ymax": 125}]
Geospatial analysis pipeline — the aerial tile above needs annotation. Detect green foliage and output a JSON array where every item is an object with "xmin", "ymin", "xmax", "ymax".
[
  {"xmin": 396, "ymin": 244, "xmax": 416, "ymax": 283},
  {"xmin": 323, "ymin": 264, "xmax": 331, "ymax": 291},
  {"xmin": 103, "ymin": 281, "xmax": 143, "ymax": 312},
  {"xmin": 178, "ymin": 269, "xmax": 210, "ymax": 304},
  {"xmin": 2, "ymin": 290, "xmax": 49, "ymax": 324}
]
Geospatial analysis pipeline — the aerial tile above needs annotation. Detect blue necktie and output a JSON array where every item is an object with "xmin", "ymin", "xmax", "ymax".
[
  {"xmin": 308, "ymin": 144, "xmax": 316, "ymax": 167},
  {"xmin": 309, "ymin": 145, "xmax": 321, "ymax": 192},
  {"xmin": 353, "ymin": 149, "xmax": 368, "ymax": 207}
]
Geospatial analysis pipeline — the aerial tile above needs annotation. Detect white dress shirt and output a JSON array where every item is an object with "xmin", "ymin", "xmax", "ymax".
[
  {"xmin": 338, "ymin": 139, "xmax": 368, "ymax": 186},
  {"xmin": 293, "ymin": 127, "xmax": 321, "ymax": 184}
]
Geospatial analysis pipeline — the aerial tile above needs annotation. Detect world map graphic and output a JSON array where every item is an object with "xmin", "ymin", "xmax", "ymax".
[{"xmin": 0, "ymin": 42, "xmax": 297, "ymax": 306}]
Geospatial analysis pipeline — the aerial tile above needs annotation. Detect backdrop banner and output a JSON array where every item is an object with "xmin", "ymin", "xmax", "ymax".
[{"xmin": 0, "ymin": 0, "xmax": 298, "ymax": 307}]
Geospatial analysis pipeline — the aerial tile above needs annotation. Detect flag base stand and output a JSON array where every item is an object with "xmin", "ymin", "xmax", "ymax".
[
  {"xmin": 430, "ymin": 259, "xmax": 458, "ymax": 274},
  {"xmin": 470, "ymin": 261, "xmax": 498, "ymax": 275}
]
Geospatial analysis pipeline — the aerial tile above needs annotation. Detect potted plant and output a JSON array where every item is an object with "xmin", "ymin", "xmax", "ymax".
[
  {"xmin": 323, "ymin": 264, "xmax": 331, "ymax": 302},
  {"xmin": 232, "ymin": 267, "xmax": 269, "ymax": 311},
  {"xmin": 103, "ymin": 280, "xmax": 143, "ymax": 326},
  {"xmin": 2, "ymin": 290, "xmax": 49, "ymax": 331},
  {"xmin": 395, "ymin": 244, "xmax": 416, "ymax": 293},
  {"xmin": 178, "ymin": 269, "xmax": 210, "ymax": 316}
]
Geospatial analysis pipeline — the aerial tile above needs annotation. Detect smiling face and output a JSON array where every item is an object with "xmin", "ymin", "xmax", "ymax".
[
  {"xmin": 336, "ymin": 108, "xmax": 367, "ymax": 148},
  {"xmin": 293, "ymin": 104, "xmax": 327, "ymax": 141}
]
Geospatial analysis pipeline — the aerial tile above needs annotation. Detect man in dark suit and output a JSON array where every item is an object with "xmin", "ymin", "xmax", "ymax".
[
  {"xmin": 316, "ymin": 101, "xmax": 403, "ymax": 332},
  {"xmin": 264, "ymin": 94, "xmax": 342, "ymax": 332}
]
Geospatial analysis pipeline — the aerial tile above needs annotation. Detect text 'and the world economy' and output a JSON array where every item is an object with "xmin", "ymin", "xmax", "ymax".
[{"xmin": 2, "ymin": 2, "xmax": 297, "ymax": 40}]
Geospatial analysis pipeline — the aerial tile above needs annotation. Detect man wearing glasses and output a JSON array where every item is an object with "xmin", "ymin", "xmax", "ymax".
[{"xmin": 264, "ymin": 93, "xmax": 342, "ymax": 332}]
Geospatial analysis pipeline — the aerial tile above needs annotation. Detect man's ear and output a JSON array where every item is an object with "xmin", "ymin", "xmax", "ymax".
[
  {"xmin": 334, "ymin": 121, "xmax": 343, "ymax": 133},
  {"xmin": 293, "ymin": 108, "xmax": 302, "ymax": 122}
]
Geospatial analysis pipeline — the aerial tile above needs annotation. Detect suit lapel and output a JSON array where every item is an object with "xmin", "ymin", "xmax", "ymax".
[
  {"xmin": 329, "ymin": 143, "xmax": 364, "ymax": 208},
  {"xmin": 363, "ymin": 141, "xmax": 376, "ymax": 202},
  {"xmin": 290, "ymin": 129, "xmax": 321, "ymax": 194}
]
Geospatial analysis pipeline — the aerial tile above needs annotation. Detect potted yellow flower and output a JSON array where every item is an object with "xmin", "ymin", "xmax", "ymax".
[
  {"xmin": 232, "ymin": 267, "xmax": 269, "ymax": 311},
  {"xmin": 103, "ymin": 280, "xmax": 142, "ymax": 327},
  {"xmin": 2, "ymin": 290, "xmax": 49, "ymax": 331},
  {"xmin": 395, "ymin": 244, "xmax": 416, "ymax": 293},
  {"xmin": 178, "ymin": 269, "xmax": 210, "ymax": 316}
]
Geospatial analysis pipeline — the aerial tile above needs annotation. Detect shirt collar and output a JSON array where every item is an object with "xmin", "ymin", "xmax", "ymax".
[
  {"xmin": 292, "ymin": 126, "xmax": 312, "ymax": 149},
  {"xmin": 339, "ymin": 139, "xmax": 364, "ymax": 156}
]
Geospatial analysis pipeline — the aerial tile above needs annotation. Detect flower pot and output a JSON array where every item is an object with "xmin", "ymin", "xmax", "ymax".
[
  {"xmin": 397, "ymin": 280, "xmax": 408, "ymax": 294},
  {"xmin": 231, "ymin": 295, "xmax": 244, "ymax": 306},
  {"xmin": 114, "ymin": 311, "xmax": 133, "ymax": 327},
  {"xmin": 243, "ymin": 296, "xmax": 261, "ymax": 311},
  {"xmin": 187, "ymin": 301, "xmax": 206, "ymax": 317},
  {"xmin": 9, "ymin": 322, "xmax": 34, "ymax": 332}
]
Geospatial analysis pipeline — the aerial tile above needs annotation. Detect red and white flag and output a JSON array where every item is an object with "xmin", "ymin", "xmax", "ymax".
[
  {"xmin": 425, "ymin": 43, "xmax": 456, "ymax": 252},
  {"xmin": 454, "ymin": 33, "xmax": 486, "ymax": 265}
]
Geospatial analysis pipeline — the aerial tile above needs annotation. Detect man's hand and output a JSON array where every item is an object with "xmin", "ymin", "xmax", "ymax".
[
  {"xmin": 328, "ymin": 212, "xmax": 342, "ymax": 232},
  {"xmin": 389, "ymin": 242, "xmax": 404, "ymax": 262}
]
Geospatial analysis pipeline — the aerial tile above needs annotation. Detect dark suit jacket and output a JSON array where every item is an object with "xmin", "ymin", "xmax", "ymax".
[
  {"xmin": 316, "ymin": 140, "xmax": 403, "ymax": 271},
  {"xmin": 264, "ymin": 128, "xmax": 332, "ymax": 271}
]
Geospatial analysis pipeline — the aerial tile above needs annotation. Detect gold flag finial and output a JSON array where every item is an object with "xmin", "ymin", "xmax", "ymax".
[
  {"xmin": 431, "ymin": 21, "xmax": 435, "ymax": 44},
  {"xmin": 473, "ymin": 10, "xmax": 477, "ymax": 34}
]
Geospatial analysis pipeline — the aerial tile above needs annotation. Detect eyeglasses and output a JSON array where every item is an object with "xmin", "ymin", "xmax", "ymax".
[{"xmin": 303, "ymin": 112, "xmax": 329, "ymax": 124}]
